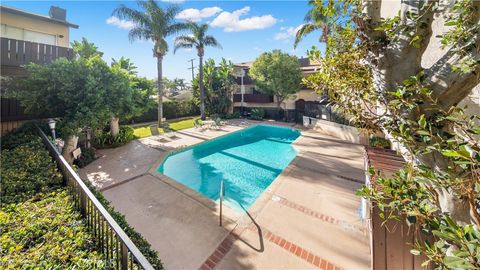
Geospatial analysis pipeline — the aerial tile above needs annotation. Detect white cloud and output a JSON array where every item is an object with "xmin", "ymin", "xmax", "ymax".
[
  {"xmin": 176, "ymin": 7, "xmax": 222, "ymax": 22},
  {"xmin": 210, "ymin": 6, "xmax": 277, "ymax": 32},
  {"xmin": 274, "ymin": 24, "xmax": 304, "ymax": 41},
  {"xmin": 106, "ymin": 16, "xmax": 135, "ymax": 30}
]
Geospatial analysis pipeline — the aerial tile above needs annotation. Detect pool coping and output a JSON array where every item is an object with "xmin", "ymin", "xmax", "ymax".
[{"xmin": 147, "ymin": 122, "xmax": 301, "ymax": 228}]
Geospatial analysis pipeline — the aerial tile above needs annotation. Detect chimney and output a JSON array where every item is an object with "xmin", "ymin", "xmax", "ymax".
[{"xmin": 49, "ymin": 6, "xmax": 66, "ymax": 21}]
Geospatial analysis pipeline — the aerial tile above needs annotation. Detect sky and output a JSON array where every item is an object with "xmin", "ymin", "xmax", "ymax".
[{"xmin": 3, "ymin": 0, "xmax": 324, "ymax": 81}]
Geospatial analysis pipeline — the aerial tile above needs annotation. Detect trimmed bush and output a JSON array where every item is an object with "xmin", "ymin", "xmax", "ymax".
[
  {"xmin": 0, "ymin": 189, "xmax": 105, "ymax": 269},
  {"xmin": 125, "ymin": 99, "xmax": 199, "ymax": 124},
  {"xmin": 1, "ymin": 133, "xmax": 63, "ymax": 204}
]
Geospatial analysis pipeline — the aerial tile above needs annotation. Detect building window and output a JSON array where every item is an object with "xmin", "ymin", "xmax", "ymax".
[{"xmin": 1, "ymin": 24, "xmax": 57, "ymax": 45}]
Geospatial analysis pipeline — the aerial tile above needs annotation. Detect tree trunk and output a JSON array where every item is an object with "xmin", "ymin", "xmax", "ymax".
[
  {"xmin": 199, "ymin": 55, "xmax": 206, "ymax": 120},
  {"xmin": 62, "ymin": 135, "xmax": 78, "ymax": 165},
  {"xmin": 110, "ymin": 116, "xmax": 120, "ymax": 136},
  {"xmin": 157, "ymin": 56, "xmax": 164, "ymax": 126},
  {"xmin": 276, "ymin": 97, "xmax": 283, "ymax": 120}
]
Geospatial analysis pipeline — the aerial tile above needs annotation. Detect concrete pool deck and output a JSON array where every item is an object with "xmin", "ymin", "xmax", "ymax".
[{"xmin": 79, "ymin": 119, "xmax": 370, "ymax": 270}]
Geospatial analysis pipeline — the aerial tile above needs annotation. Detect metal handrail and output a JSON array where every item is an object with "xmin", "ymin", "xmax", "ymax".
[
  {"xmin": 37, "ymin": 127, "xmax": 154, "ymax": 270},
  {"xmin": 219, "ymin": 179, "xmax": 224, "ymax": 227}
]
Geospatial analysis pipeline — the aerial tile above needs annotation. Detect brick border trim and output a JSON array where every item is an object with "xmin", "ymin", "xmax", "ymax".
[
  {"xmin": 199, "ymin": 232, "xmax": 237, "ymax": 270},
  {"xmin": 275, "ymin": 195, "xmax": 366, "ymax": 233},
  {"xmin": 246, "ymin": 224, "xmax": 343, "ymax": 270}
]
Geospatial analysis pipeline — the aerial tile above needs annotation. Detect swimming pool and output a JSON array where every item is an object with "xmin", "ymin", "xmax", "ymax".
[{"xmin": 158, "ymin": 124, "xmax": 300, "ymax": 211}]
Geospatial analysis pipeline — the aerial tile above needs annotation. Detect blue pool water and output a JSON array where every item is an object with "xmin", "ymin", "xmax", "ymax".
[{"xmin": 158, "ymin": 124, "xmax": 300, "ymax": 211}]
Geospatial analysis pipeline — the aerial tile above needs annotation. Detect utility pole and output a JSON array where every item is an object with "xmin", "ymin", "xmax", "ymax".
[{"xmin": 188, "ymin": 58, "xmax": 195, "ymax": 81}]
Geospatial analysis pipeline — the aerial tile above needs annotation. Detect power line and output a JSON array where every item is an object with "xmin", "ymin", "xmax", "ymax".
[{"xmin": 187, "ymin": 58, "xmax": 195, "ymax": 82}]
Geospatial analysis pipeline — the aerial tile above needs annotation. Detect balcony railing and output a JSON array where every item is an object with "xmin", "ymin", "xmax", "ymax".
[
  {"xmin": 1, "ymin": 37, "xmax": 73, "ymax": 66},
  {"xmin": 37, "ymin": 126, "xmax": 154, "ymax": 270},
  {"xmin": 233, "ymin": 93, "xmax": 273, "ymax": 103}
]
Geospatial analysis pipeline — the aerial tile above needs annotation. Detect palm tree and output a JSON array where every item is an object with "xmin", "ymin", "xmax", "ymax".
[
  {"xmin": 113, "ymin": 0, "xmax": 187, "ymax": 125},
  {"xmin": 173, "ymin": 22, "xmax": 221, "ymax": 120},
  {"xmin": 294, "ymin": 0, "xmax": 331, "ymax": 48}
]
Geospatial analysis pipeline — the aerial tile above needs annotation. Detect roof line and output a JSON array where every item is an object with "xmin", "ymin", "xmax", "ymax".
[{"xmin": 0, "ymin": 5, "xmax": 79, "ymax": 29}]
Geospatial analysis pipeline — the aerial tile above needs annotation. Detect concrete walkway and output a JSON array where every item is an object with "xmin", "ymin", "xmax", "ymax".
[{"xmin": 80, "ymin": 120, "xmax": 370, "ymax": 270}]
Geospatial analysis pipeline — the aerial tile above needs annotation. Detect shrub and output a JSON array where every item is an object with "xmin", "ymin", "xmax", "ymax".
[
  {"xmin": 224, "ymin": 111, "xmax": 240, "ymax": 119},
  {"xmin": 125, "ymin": 99, "xmax": 199, "ymax": 124},
  {"xmin": 1, "ymin": 134, "xmax": 62, "ymax": 204},
  {"xmin": 94, "ymin": 126, "xmax": 135, "ymax": 148},
  {"xmin": 0, "ymin": 122, "xmax": 45, "ymax": 150},
  {"xmin": 74, "ymin": 147, "xmax": 97, "ymax": 168},
  {"xmin": 250, "ymin": 108, "xmax": 265, "ymax": 120},
  {"xmin": 0, "ymin": 189, "xmax": 106, "ymax": 269},
  {"xmin": 81, "ymin": 179, "xmax": 164, "ymax": 269}
]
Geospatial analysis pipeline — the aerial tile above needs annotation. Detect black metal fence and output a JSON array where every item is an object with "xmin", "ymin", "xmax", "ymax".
[
  {"xmin": 37, "ymin": 127, "xmax": 154, "ymax": 270},
  {"xmin": 296, "ymin": 101, "xmax": 351, "ymax": 126}
]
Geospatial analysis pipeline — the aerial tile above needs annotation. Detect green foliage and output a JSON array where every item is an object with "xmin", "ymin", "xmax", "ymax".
[
  {"xmin": 250, "ymin": 108, "xmax": 265, "ymax": 120},
  {"xmin": 304, "ymin": 1, "xmax": 480, "ymax": 268},
  {"xmin": 17, "ymin": 57, "xmax": 110, "ymax": 138},
  {"xmin": 0, "ymin": 126, "xmax": 62, "ymax": 204},
  {"xmin": 192, "ymin": 58, "xmax": 236, "ymax": 116},
  {"xmin": 16, "ymin": 53, "xmax": 149, "ymax": 139},
  {"xmin": 94, "ymin": 126, "xmax": 135, "ymax": 148},
  {"xmin": 0, "ymin": 122, "xmax": 43, "ymax": 150},
  {"xmin": 71, "ymin": 37, "xmax": 104, "ymax": 59},
  {"xmin": 111, "ymin": 56, "xmax": 138, "ymax": 75},
  {"xmin": 369, "ymin": 137, "xmax": 390, "ymax": 149},
  {"xmin": 81, "ymin": 179, "xmax": 163, "ymax": 269},
  {"xmin": 74, "ymin": 147, "xmax": 97, "ymax": 168},
  {"xmin": 224, "ymin": 111, "xmax": 241, "ymax": 119},
  {"xmin": 0, "ymin": 190, "xmax": 105, "ymax": 269},
  {"xmin": 249, "ymin": 50, "xmax": 302, "ymax": 109}
]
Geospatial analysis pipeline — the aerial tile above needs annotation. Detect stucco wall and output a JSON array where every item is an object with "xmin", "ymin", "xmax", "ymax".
[
  {"xmin": 1, "ymin": 12, "xmax": 70, "ymax": 47},
  {"xmin": 303, "ymin": 116, "xmax": 368, "ymax": 144}
]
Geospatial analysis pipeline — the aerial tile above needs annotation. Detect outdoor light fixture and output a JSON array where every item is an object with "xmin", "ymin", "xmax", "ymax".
[{"xmin": 48, "ymin": 118, "xmax": 57, "ymax": 141}]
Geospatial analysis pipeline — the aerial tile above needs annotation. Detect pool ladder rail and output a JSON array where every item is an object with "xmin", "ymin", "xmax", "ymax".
[{"xmin": 219, "ymin": 179, "xmax": 225, "ymax": 227}]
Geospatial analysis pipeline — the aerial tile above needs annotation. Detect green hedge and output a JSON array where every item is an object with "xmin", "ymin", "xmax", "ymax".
[
  {"xmin": 81, "ymin": 179, "xmax": 164, "ymax": 269},
  {"xmin": 0, "ymin": 189, "xmax": 106, "ymax": 269},
  {"xmin": 125, "ymin": 99, "xmax": 199, "ymax": 124},
  {"xmin": 1, "ymin": 127, "xmax": 63, "ymax": 204}
]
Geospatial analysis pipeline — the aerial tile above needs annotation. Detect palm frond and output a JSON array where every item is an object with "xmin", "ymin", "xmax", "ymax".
[
  {"xmin": 294, "ymin": 23, "xmax": 320, "ymax": 48},
  {"xmin": 127, "ymin": 27, "xmax": 152, "ymax": 42},
  {"xmin": 166, "ymin": 22, "xmax": 191, "ymax": 36},
  {"xmin": 113, "ymin": 5, "xmax": 150, "ymax": 27},
  {"xmin": 173, "ymin": 42, "xmax": 194, "ymax": 53},
  {"xmin": 204, "ymin": 36, "xmax": 222, "ymax": 49}
]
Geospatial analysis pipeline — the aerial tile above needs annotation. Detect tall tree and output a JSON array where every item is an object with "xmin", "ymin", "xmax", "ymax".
[
  {"xmin": 113, "ymin": 0, "xmax": 187, "ymax": 125},
  {"xmin": 173, "ymin": 22, "xmax": 222, "ymax": 120},
  {"xmin": 249, "ymin": 50, "xmax": 302, "ymax": 115},
  {"xmin": 304, "ymin": 0, "xmax": 480, "ymax": 267}
]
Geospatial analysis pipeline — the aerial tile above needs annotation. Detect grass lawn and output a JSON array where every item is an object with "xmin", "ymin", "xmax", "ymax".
[
  {"xmin": 133, "ymin": 126, "xmax": 164, "ymax": 138},
  {"xmin": 169, "ymin": 117, "xmax": 198, "ymax": 131},
  {"xmin": 131, "ymin": 117, "xmax": 198, "ymax": 138}
]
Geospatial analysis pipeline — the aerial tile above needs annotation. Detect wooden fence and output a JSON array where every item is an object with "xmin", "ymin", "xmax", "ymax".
[{"xmin": 365, "ymin": 146, "xmax": 433, "ymax": 270}]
